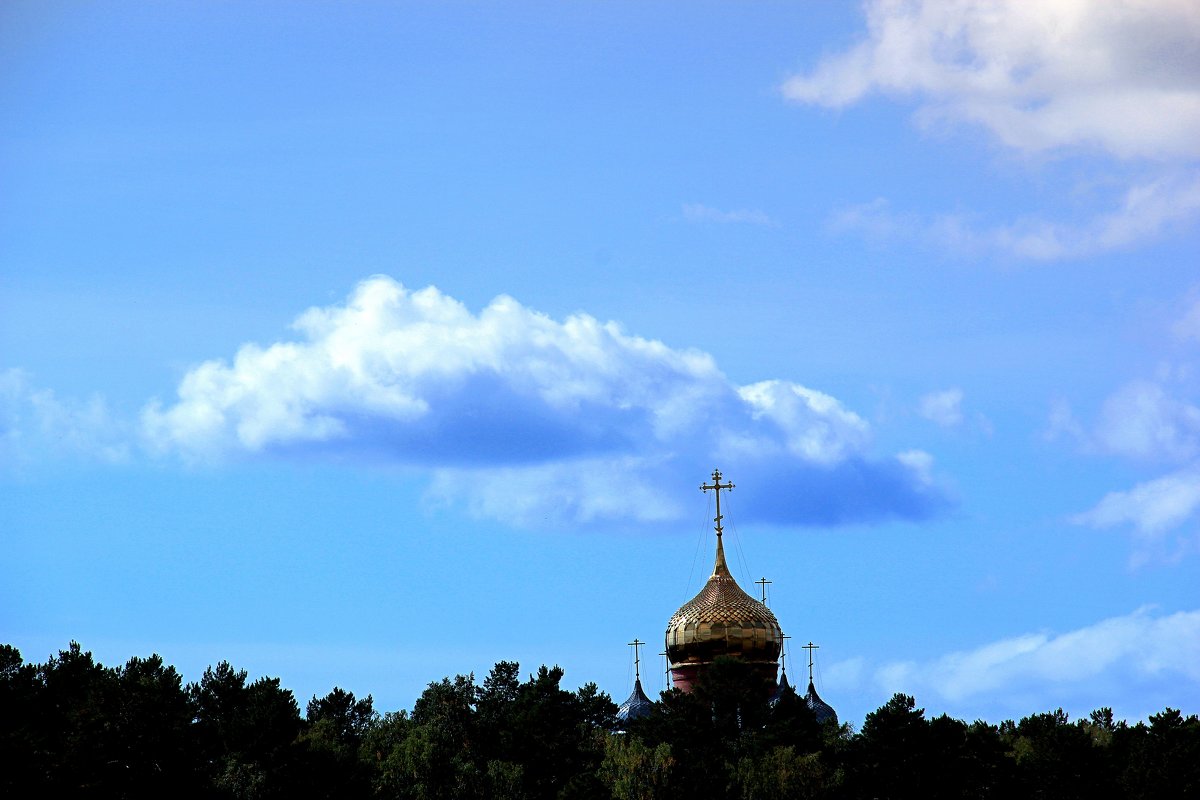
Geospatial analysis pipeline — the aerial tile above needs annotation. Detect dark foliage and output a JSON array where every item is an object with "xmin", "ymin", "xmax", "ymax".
[{"xmin": 1, "ymin": 642, "xmax": 1196, "ymax": 799}]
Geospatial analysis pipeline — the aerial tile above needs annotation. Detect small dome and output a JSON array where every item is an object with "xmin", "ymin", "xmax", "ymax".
[
  {"xmin": 770, "ymin": 668, "xmax": 794, "ymax": 706},
  {"xmin": 805, "ymin": 681, "xmax": 838, "ymax": 725},
  {"xmin": 616, "ymin": 678, "xmax": 653, "ymax": 724}
]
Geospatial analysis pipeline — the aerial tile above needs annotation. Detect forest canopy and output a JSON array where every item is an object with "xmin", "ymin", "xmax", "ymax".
[{"xmin": 1, "ymin": 642, "xmax": 1196, "ymax": 799}]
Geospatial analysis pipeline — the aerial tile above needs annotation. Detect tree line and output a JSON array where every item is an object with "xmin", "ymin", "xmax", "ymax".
[{"xmin": 2, "ymin": 642, "xmax": 1197, "ymax": 799}]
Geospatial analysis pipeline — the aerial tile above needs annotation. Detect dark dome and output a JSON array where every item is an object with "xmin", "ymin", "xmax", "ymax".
[
  {"xmin": 805, "ymin": 681, "xmax": 838, "ymax": 725},
  {"xmin": 616, "ymin": 678, "xmax": 653, "ymax": 725},
  {"xmin": 770, "ymin": 667, "xmax": 794, "ymax": 706}
]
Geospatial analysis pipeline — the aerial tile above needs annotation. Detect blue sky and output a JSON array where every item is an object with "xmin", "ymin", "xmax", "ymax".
[{"xmin": 3, "ymin": 1, "xmax": 1199, "ymax": 727}]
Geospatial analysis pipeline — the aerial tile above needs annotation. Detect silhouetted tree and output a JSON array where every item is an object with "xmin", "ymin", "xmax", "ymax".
[
  {"xmin": 0, "ymin": 646, "xmax": 46, "ymax": 792},
  {"xmin": 4, "ymin": 640, "xmax": 1199, "ymax": 800},
  {"xmin": 1121, "ymin": 707, "xmax": 1200, "ymax": 799},
  {"xmin": 299, "ymin": 687, "xmax": 377, "ymax": 798},
  {"xmin": 843, "ymin": 692, "xmax": 937, "ymax": 799},
  {"xmin": 1003, "ymin": 708, "xmax": 1103, "ymax": 800},
  {"xmin": 191, "ymin": 661, "xmax": 303, "ymax": 798},
  {"xmin": 111, "ymin": 654, "xmax": 200, "ymax": 798}
]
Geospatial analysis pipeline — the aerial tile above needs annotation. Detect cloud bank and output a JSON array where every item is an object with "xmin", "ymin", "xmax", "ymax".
[
  {"xmin": 142, "ymin": 276, "xmax": 946, "ymax": 527},
  {"xmin": 789, "ymin": 0, "xmax": 1200, "ymax": 258},
  {"xmin": 828, "ymin": 606, "xmax": 1200, "ymax": 720}
]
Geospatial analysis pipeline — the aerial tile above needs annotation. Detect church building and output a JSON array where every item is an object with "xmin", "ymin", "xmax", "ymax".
[{"xmin": 617, "ymin": 469, "xmax": 837, "ymax": 726}]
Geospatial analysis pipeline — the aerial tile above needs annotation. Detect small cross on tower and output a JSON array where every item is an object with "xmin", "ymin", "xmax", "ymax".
[
  {"xmin": 803, "ymin": 641, "xmax": 820, "ymax": 684},
  {"xmin": 755, "ymin": 576, "xmax": 772, "ymax": 605},
  {"xmin": 627, "ymin": 638, "xmax": 644, "ymax": 682}
]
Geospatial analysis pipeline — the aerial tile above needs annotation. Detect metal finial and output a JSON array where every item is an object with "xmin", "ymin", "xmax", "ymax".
[
  {"xmin": 803, "ymin": 641, "xmax": 820, "ymax": 685},
  {"xmin": 755, "ymin": 576, "xmax": 772, "ymax": 605},
  {"xmin": 700, "ymin": 468, "xmax": 735, "ymax": 539},
  {"xmin": 628, "ymin": 638, "xmax": 644, "ymax": 682},
  {"xmin": 700, "ymin": 469, "xmax": 735, "ymax": 576}
]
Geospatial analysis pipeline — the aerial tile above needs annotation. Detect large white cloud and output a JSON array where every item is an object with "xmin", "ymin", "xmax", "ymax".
[
  {"xmin": 142, "ymin": 276, "xmax": 946, "ymax": 527},
  {"xmin": 784, "ymin": 0, "xmax": 1200, "ymax": 160},
  {"xmin": 829, "ymin": 606, "xmax": 1200, "ymax": 719}
]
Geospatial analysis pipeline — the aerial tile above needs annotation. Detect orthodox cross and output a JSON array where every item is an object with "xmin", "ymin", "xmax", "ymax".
[
  {"xmin": 628, "ymin": 638, "xmax": 644, "ymax": 682},
  {"xmin": 803, "ymin": 641, "xmax": 819, "ymax": 684},
  {"xmin": 700, "ymin": 469, "xmax": 735, "ymax": 539},
  {"xmin": 755, "ymin": 576, "xmax": 772, "ymax": 605},
  {"xmin": 781, "ymin": 633, "xmax": 792, "ymax": 674},
  {"xmin": 659, "ymin": 650, "xmax": 668, "ymax": 691}
]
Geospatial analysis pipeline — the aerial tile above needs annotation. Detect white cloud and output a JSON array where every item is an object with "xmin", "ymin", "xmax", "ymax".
[
  {"xmin": 0, "ymin": 368, "xmax": 130, "ymax": 468},
  {"xmin": 428, "ymin": 455, "xmax": 687, "ymax": 526},
  {"xmin": 1044, "ymin": 397, "xmax": 1085, "ymax": 443},
  {"xmin": 1173, "ymin": 295, "xmax": 1200, "ymax": 342},
  {"xmin": 829, "ymin": 172, "xmax": 1200, "ymax": 260},
  {"xmin": 1063, "ymin": 367, "xmax": 1200, "ymax": 560},
  {"xmin": 796, "ymin": 1, "xmax": 1200, "ymax": 259},
  {"xmin": 895, "ymin": 449, "xmax": 935, "ymax": 485},
  {"xmin": 1094, "ymin": 379, "xmax": 1200, "ymax": 462},
  {"xmin": 681, "ymin": 203, "xmax": 777, "ymax": 227},
  {"xmin": 143, "ymin": 276, "xmax": 946, "ymax": 527},
  {"xmin": 736, "ymin": 380, "xmax": 870, "ymax": 463},
  {"xmin": 1072, "ymin": 468, "xmax": 1200, "ymax": 537},
  {"xmin": 918, "ymin": 388, "xmax": 964, "ymax": 427},
  {"xmin": 826, "ymin": 607, "xmax": 1200, "ymax": 719},
  {"xmin": 783, "ymin": 0, "xmax": 1200, "ymax": 160}
]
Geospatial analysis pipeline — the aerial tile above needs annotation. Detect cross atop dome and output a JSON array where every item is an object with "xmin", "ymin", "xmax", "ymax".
[
  {"xmin": 756, "ymin": 577, "xmax": 772, "ymax": 605},
  {"xmin": 700, "ymin": 468, "xmax": 734, "ymax": 540},
  {"xmin": 801, "ymin": 640, "xmax": 838, "ymax": 725},
  {"xmin": 700, "ymin": 469, "xmax": 735, "ymax": 577},
  {"xmin": 803, "ymin": 641, "xmax": 819, "ymax": 684},
  {"xmin": 627, "ymin": 638, "xmax": 644, "ymax": 682}
]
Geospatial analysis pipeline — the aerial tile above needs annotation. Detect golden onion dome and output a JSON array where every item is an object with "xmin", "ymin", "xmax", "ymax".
[
  {"xmin": 665, "ymin": 535, "xmax": 782, "ymax": 666},
  {"xmin": 665, "ymin": 470, "xmax": 782, "ymax": 691}
]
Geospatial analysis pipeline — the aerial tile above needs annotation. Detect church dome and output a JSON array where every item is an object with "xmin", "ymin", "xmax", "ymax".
[
  {"xmin": 770, "ymin": 665, "xmax": 794, "ymax": 707},
  {"xmin": 616, "ymin": 678, "xmax": 653, "ymax": 725},
  {"xmin": 616, "ymin": 638, "xmax": 655, "ymax": 728},
  {"xmin": 664, "ymin": 470, "xmax": 782, "ymax": 691},
  {"xmin": 805, "ymin": 681, "xmax": 838, "ymax": 725},
  {"xmin": 664, "ymin": 545, "xmax": 782, "ymax": 673}
]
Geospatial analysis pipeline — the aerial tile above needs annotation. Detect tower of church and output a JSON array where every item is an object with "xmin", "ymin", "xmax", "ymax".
[{"xmin": 663, "ymin": 470, "xmax": 783, "ymax": 692}]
